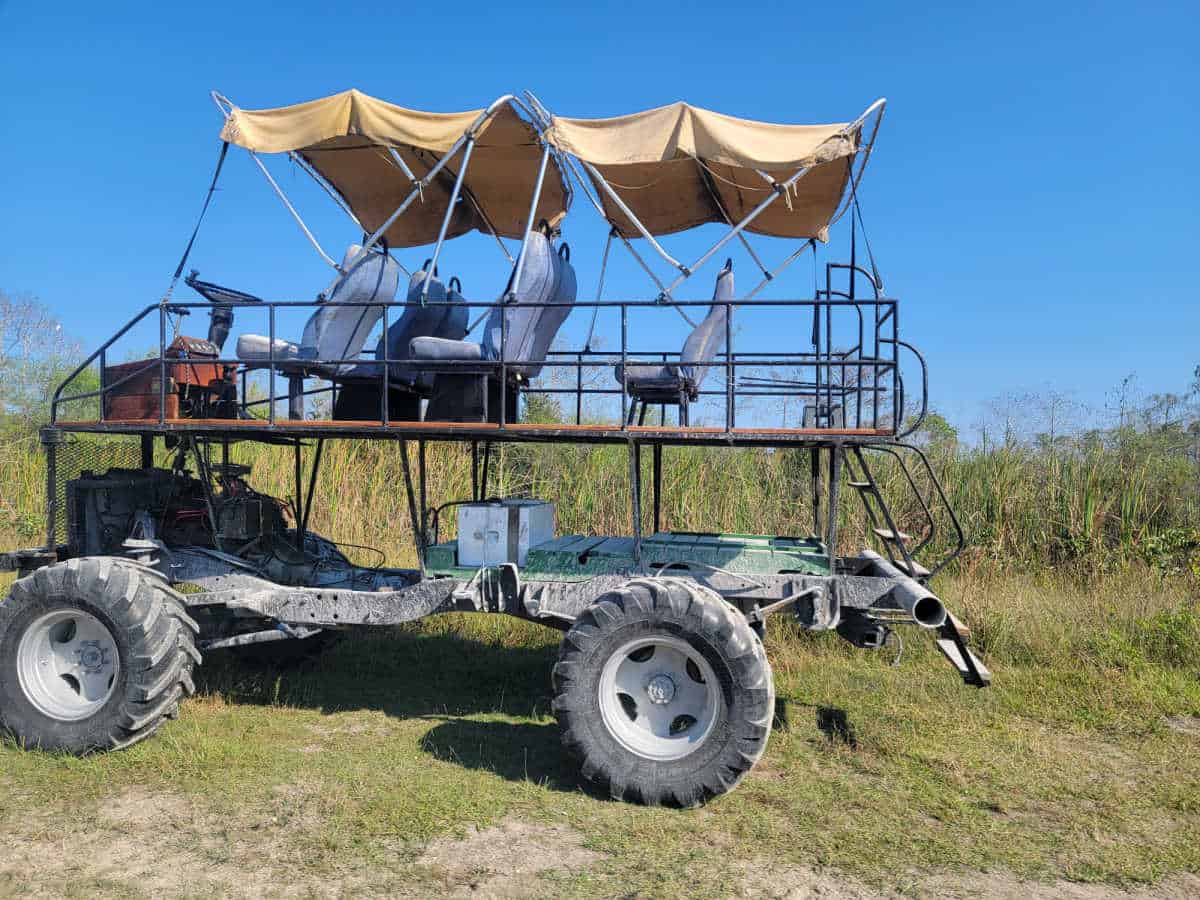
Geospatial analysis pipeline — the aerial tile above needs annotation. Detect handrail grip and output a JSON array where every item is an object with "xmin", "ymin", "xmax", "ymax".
[
  {"xmin": 51, "ymin": 304, "xmax": 160, "ymax": 422},
  {"xmin": 880, "ymin": 338, "xmax": 928, "ymax": 438},
  {"xmin": 892, "ymin": 441, "xmax": 967, "ymax": 580}
]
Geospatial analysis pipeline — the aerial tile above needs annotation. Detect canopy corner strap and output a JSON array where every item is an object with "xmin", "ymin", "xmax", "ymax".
[{"xmin": 161, "ymin": 139, "xmax": 229, "ymax": 305}]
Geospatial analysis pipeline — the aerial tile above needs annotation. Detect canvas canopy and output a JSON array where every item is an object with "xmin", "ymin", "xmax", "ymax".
[
  {"xmin": 543, "ymin": 102, "xmax": 861, "ymax": 240},
  {"xmin": 218, "ymin": 90, "xmax": 569, "ymax": 248}
]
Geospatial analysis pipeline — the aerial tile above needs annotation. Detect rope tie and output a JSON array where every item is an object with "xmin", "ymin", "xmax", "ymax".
[{"xmin": 162, "ymin": 141, "xmax": 229, "ymax": 305}]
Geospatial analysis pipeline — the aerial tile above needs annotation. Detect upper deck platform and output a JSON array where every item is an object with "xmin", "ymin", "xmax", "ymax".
[{"xmin": 51, "ymin": 417, "xmax": 895, "ymax": 447}]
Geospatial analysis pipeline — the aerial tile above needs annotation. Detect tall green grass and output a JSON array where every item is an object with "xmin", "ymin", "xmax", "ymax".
[
  {"xmin": 1, "ymin": 422, "xmax": 1196, "ymax": 671},
  {"xmin": 2, "ymin": 427, "xmax": 1197, "ymax": 573}
]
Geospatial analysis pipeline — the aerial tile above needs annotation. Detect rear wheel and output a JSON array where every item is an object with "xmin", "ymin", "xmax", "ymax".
[
  {"xmin": 0, "ymin": 558, "xmax": 200, "ymax": 754},
  {"xmin": 553, "ymin": 577, "xmax": 773, "ymax": 806}
]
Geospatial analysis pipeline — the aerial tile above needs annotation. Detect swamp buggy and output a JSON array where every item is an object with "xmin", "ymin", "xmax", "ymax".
[{"xmin": 0, "ymin": 89, "xmax": 988, "ymax": 806}]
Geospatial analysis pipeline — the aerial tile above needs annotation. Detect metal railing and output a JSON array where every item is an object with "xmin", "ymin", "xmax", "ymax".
[{"xmin": 52, "ymin": 293, "xmax": 918, "ymax": 439}]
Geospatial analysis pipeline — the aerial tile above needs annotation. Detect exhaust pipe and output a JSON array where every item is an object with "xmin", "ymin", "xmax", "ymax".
[{"xmin": 857, "ymin": 549, "xmax": 947, "ymax": 629}]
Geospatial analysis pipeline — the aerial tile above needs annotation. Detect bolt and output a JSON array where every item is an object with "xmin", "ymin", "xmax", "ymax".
[{"xmin": 645, "ymin": 673, "xmax": 676, "ymax": 705}]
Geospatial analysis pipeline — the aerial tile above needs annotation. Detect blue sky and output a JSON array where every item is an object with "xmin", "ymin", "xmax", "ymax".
[{"xmin": 1, "ymin": 1, "xmax": 1196, "ymax": 432}]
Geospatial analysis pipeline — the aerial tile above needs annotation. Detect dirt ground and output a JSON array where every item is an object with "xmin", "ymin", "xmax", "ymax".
[{"xmin": 2, "ymin": 786, "xmax": 1197, "ymax": 900}]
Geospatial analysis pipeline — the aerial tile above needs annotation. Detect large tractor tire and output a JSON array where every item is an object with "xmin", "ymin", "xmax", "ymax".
[
  {"xmin": 553, "ymin": 577, "xmax": 774, "ymax": 807},
  {"xmin": 0, "ymin": 557, "xmax": 200, "ymax": 754}
]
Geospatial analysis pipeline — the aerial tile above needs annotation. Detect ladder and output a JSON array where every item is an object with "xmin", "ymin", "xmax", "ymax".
[
  {"xmin": 844, "ymin": 443, "xmax": 986, "ymax": 686},
  {"xmin": 843, "ymin": 443, "xmax": 964, "ymax": 582}
]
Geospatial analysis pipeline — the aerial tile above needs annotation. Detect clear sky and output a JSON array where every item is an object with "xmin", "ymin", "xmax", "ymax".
[{"xmin": 1, "ymin": 1, "xmax": 1196, "ymax": 432}]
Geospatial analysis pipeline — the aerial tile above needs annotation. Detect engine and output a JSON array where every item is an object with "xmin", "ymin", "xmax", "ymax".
[{"xmin": 64, "ymin": 464, "xmax": 403, "ymax": 591}]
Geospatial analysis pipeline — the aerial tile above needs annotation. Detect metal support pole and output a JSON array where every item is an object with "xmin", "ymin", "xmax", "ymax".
[
  {"xmin": 158, "ymin": 307, "xmax": 167, "ymax": 425},
  {"xmin": 418, "ymin": 440, "xmax": 428, "ymax": 543},
  {"xmin": 391, "ymin": 145, "xmax": 508, "ymax": 265},
  {"xmin": 811, "ymin": 447, "xmax": 822, "ymax": 539},
  {"xmin": 480, "ymin": 442, "xmax": 491, "ymax": 499},
  {"xmin": 652, "ymin": 443, "xmax": 663, "ymax": 534},
  {"xmin": 581, "ymin": 160, "xmax": 684, "ymax": 272},
  {"xmin": 399, "ymin": 441, "xmax": 425, "ymax": 577},
  {"xmin": 892, "ymin": 301, "xmax": 901, "ymax": 432},
  {"xmin": 293, "ymin": 439, "xmax": 304, "ymax": 552},
  {"xmin": 247, "ymin": 151, "xmax": 338, "ymax": 269},
  {"xmin": 826, "ymin": 445, "xmax": 843, "ymax": 572},
  {"xmin": 471, "ymin": 441, "xmax": 480, "ymax": 501},
  {"xmin": 506, "ymin": 145, "xmax": 552, "ymax": 300},
  {"xmin": 742, "ymin": 239, "xmax": 816, "ymax": 302},
  {"xmin": 423, "ymin": 138, "xmax": 477, "ymax": 301},
  {"xmin": 575, "ymin": 351, "xmax": 584, "ymax": 425},
  {"xmin": 725, "ymin": 303, "xmax": 734, "ymax": 432},
  {"xmin": 42, "ymin": 430, "xmax": 64, "ymax": 550},
  {"xmin": 381, "ymin": 304, "xmax": 390, "ymax": 425},
  {"xmin": 664, "ymin": 163, "xmax": 815, "ymax": 296},
  {"xmin": 498, "ymin": 290, "xmax": 507, "ymax": 426},
  {"xmin": 267, "ymin": 304, "xmax": 277, "ymax": 424},
  {"xmin": 825, "ymin": 297, "xmax": 833, "ymax": 422},
  {"xmin": 629, "ymin": 441, "xmax": 643, "ymax": 565},
  {"xmin": 99, "ymin": 348, "xmax": 107, "ymax": 422},
  {"xmin": 620, "ymin": 304, "xmax": 628, "ymax": 429},
  {"xmin": 362, "ymin": 135, "xmax": 470, "ymax": 257},
  {"xmin": 300, "ymin": 439, "xmax": 324, "ymax": 541}
]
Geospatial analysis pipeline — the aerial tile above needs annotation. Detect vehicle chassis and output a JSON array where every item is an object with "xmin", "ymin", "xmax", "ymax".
[{"xmin": 7, "ymin": 421, "xmax": 989, "ymax": 687}]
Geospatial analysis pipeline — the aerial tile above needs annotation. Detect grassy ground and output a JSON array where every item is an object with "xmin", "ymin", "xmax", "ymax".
[
  {"xmin": 1, "ymin": 434, "xmax": 1198, "ymax": 897},
  {"xmin": 1, "ymin": 571, "xmax": 1198, "ymax": 899}
]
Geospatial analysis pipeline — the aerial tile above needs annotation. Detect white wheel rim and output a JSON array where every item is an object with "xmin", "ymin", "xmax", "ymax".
[
  {"xmin": 598, "ymin": 634, "xmax": 720, "ymax": 761},
  {"xmin": 16, "ymin": 609, "xmax": 120, "ymax": 722}
]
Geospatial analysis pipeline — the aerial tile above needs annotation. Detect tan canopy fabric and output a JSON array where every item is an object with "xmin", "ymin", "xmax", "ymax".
[
  {"xmin": 544, "ymin": 102, "xmax": 860, "ymax": 240},
  {"xmin": 219, "ymin": 90, "xmax": 568, "ymax": 248}
]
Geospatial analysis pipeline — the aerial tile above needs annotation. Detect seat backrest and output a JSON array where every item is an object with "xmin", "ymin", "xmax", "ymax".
[
  {"xmin": 375, "ymin": 267, "xmax": 468, "ymax": 386},
  {"xmin": 522, "ymin": 244, "xmax": 576, "ymax": 380},
  {"xmin": 679, "ymin": 265, "xmax": 734, "ymax": 387},
  {"xmin": 482, "ymin": 232, "xmax": 576, "ymax": 379},
  {"xmin": 299, "ymin": 245, "xmax": 400, "ymax": 376}
]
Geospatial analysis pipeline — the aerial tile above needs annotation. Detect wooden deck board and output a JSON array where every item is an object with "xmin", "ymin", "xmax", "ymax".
[{"xmin": 57, "ymin": 418, "xmax": 892, "ymax": 438}]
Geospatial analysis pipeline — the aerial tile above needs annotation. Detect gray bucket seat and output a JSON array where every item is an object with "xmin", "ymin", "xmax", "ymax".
[
  {"xmin": 615, "ymin": 262, "xmax": 733, "ymax": 426},
  {"xmin": 409, "ymin": 232, "xmax": 576, "ymax": 422},
  {"xmin": 236, "ymin": 245, "xmax": 400, "ymax": 379},
  {"xmin": 339, "ymin": 263, "xmax": 469, "ymax": 391}
]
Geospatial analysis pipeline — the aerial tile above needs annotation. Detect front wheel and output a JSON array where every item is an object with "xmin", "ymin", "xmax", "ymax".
[
  {"xmin": 0, "ymin": 558, "xmax": 200, "ymax": 754},
  {"xmin": 552, "ymin": 577, "xmax": 773, "ymax": 806}
]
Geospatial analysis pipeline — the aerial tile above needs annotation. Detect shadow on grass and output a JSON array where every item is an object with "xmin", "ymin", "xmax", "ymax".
[
  {"xmin": 195, "ymin": 625, "xmax": 604, "ymax": 795},
  {"xmin": 196, "ymin": 626, "xmax": 560, "ymax": 721},
  {"xmin": 815, "ymin": 706, "xmax": 858, "ymax": 748},
  {"xmin": 418, "ymin": 719, "xmax": 595, "ymax": 796}
]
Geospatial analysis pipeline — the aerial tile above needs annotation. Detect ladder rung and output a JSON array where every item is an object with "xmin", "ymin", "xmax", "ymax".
[
  {"xmin": 847, "ymin": 481, "xmax": 873, "ymax": 489},
  {"xmin": 873, "ymin": 527, "xmax": 913, "ymax": 543},
  {"xmin": 899, "ymin": 560, "xmax": 931, "ymax": 578}
]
